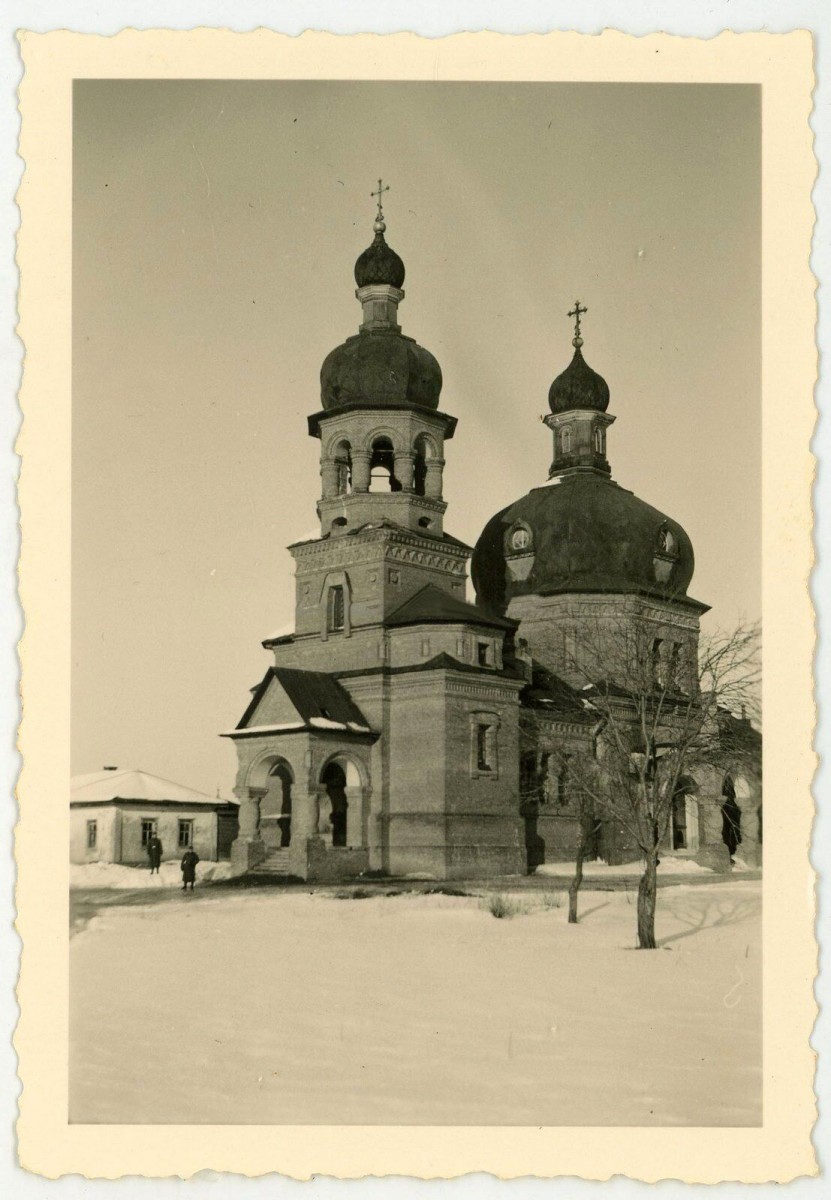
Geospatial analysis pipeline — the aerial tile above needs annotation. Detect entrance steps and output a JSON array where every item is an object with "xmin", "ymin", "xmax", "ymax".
[{"xmin": 246, "ymin": 848, "xmax": 294, "ymax": 880}]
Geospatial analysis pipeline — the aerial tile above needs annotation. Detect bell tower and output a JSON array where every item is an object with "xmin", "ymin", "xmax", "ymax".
[
  {"xmin": 280, "ymin": 184, "xmax": 471, "ymax": 652},
  {"xmin": 309, "ymin": 181, "xmax": 456, "ymax": 540}
]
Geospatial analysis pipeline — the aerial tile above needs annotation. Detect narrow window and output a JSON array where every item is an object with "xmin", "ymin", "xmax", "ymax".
[
  {"xmin": 476, "ymin": 723, "xmax": 492, "ymax": 771},
  {"xmin": 140, "ymin": 819, "xmax": 157, "ymax": 847},
  {"xmin": 561, "ymin": 427, "xmax": 572, "ymax": 454},
  {"xmin": 557, "ymin": 756, "xmax": 570, "ymax": 807},
  {"xmin": 593, "ymin": 426, "xmax": 604, "ymax": 454},
  {"xmin": 477, "ymin": 641, "xmax": 491, "ymax": 666},
  {"xmin": 86, "ymin": 820, "xmax": 97, "ymax": 850},
  {"xmin": 178, "ymin": 819, "xmax": 193, "ymax": 849},
  {"xmin": 327, "ymin": 585, "xmax": 345, "ymax": 632},
  {"xmin": 651, "ymin": 638, "xmax": 664, "ymax": 685}
]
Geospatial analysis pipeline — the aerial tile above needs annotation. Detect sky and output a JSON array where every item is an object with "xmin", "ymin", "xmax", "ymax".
[{"xmin": 72, "ymin": 80, "xmax": 760, "ymax": 796}]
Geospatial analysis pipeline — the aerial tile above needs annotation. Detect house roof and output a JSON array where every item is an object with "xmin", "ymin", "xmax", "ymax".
[
  {"xmin": 386, "ymin": 583, "xmax": 518, "ymax": 631},
  {"xmin": 225, "ymin": 667, "xmax": 374, "ymax": 739},
  {"xmin": 70, "ymin": 768, "xmax": 235, "ymax": 807}
]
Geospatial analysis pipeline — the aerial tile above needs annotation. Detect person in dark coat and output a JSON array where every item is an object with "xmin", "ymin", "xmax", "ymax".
[
  {"xmin": 180, "ymin": 848, "xmax": 200, "ymax": 891},
  {"xmin": 721, "ymin": 776, "xmax": 743, "ymax": 862},
  {"xmin": 147, "ymin": 833, "xmax": 163, "ymax": 874}
]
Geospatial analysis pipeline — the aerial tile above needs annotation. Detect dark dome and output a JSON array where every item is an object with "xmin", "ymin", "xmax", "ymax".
[
  {"xmin": 471, "ymin": 473, "xmax": 696, "ymax": 616},
  {"xmin": 321, "ymin": 330, "xmax": 442, "ymax": 410},
  {"xmin": 354, "ymin": 231, "xmax": 406, "ymax": 289},
  {"xmin": 548, "ymin": 345, "xmax": 610, "ymax": 414}
]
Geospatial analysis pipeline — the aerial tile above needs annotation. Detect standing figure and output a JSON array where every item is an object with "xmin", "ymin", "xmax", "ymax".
[
  {"xmin": 721, "ymin": 774, "xmax": 743, "ymax": 863},
  {"xmin": 180, "ymin": 847, "xmax": 200, "ymax": 891},
  {"xmin": 147, "ymin": 833, "xmax": 163, "ymax": 874}
]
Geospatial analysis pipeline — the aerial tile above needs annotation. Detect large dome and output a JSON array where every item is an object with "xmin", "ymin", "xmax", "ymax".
[
  {"xmin": 320, "ymin": 330, "xmax": 442, "ymax": 410},
  {"xmin": 472, "ymin": 472, "xmax": 696, "ymax": 616}
]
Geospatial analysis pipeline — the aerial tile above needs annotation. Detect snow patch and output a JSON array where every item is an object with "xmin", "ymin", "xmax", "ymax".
[{"xmin": 536, "ymin": 858, "xmax": 714, "ymax": 878}]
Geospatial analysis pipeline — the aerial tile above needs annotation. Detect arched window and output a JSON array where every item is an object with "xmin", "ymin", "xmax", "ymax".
[
  {"xmin": 561, "ymin": 427, "xmax": 572, "ymax": 454},
  {"xmin": 657, "ymin": 526, "xmax": 677, "ymax": 555},
  {"xmin": 332, "ymin": 439, "xmax": 352, "ymax": 495},
  {"xmin": 369, "ymin": 437, "xmax": 401, "ymax": 493},
  {"xmin": 593, "ymin": 426, "xmax": 605, "ymax": 454},
  {"xmin": 327, "ymin": 585, "xmax": 345, "ymax": 633},
  {"xmin": 412, "ymin": 433, "xmax": 437, "ymax": 497}
]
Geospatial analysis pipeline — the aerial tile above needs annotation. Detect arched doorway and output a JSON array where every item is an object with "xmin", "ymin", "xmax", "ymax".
[
  {"xmin": 318, "ymin": 755, "xmax": 366, "ymax": 849},
  {"xmin": 261, "ymin": 759, "xmax": 293, "ymax": 848},
  {"xmin": 671, "ymin": 775, "xmax": 699, "ymax": 851},
  {"xmin": 320, "ymin": 761, "xmax": 348, "ymax": 847}
]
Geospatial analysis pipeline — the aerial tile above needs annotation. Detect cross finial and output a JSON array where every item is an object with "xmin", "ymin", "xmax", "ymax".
[
  {"xmin": 568, "ymin": 300, "xmax": 588, "ymax": 346},
  {"xmin": 371, "ymin": 178, "xmax": 390, "ymax": 231}
]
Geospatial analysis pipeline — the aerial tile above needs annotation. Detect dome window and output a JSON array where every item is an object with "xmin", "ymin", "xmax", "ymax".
[
  {"xmin": 593, "ymin": 426, "xmax": 605, "ymax": 455},
  {"xmin": 657, "ymin": 525, "xmax": 678, "ymax": 556},
  {"xmin": 508, "ymin": 525, "xmax": 532, "ymax": 554}
]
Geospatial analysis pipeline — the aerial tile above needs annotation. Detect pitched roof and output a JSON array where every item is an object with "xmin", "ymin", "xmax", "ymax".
[
  {"xmin": 70, "ymin": 769, "xmax": 235, "ymax": 807},
  {"xmin": 386, "ymin": 584, "xmax": 518, "ymax": 631},
  {"xmin": 226, "ymin": 668, "xmax": 374, "ymax": 738}
]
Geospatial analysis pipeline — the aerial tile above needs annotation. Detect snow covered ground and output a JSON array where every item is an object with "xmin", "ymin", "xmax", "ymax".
[
  {"xmin": 69, "ymin": 880, "xmax": 762, "ymax": 1126},
  {"xmin": 70, "ymin": 860, "xmax": 236, "ymax": 890},
  {"xmin": 536, "ymin": 858, "xmax": 714, "ymax": 878}
]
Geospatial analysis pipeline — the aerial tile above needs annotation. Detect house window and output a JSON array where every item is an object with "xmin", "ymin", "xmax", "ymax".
[
  {"xmin": 86, "ymin": 820, "xmax": 97, "ymax": 850},
  {"xmin": 140, "ymin": 819, "xmax": 157, "ymax": 847},
  {"xmin": 327, "ymin": 585, "xmax": 345, "ymax": 632},
  {"xmin": 476, "ymin": 724, "xmax": 492, "ymax": 771},
  {"xmin": 178, "ymin": 819, "xmax": 194, "ymax": 849}
]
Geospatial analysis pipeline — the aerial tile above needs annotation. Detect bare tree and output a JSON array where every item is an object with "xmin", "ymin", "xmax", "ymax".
[{"xmin": 554, "ymin": 618, "xmax": 760, "ymax": 948}]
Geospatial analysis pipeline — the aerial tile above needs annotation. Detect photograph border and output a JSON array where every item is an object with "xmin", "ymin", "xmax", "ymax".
[{"xmin": 15, "ymin": 28, "xmax": 817, "ymax": 1182}]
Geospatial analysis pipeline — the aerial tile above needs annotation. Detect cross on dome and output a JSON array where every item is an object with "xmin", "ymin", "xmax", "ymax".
[
  {"xmin": 568, "ymin": 300, "xmax": 588, "ymax": 347},
  {"xmin": 371, "ymin": 178, "xmax": 390, "ymax": 232}
]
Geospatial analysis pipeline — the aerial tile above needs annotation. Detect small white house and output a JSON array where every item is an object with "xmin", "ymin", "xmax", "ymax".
[{"xmin": 70, "ymin": 768, "xmax": 239, "ymax": 865}]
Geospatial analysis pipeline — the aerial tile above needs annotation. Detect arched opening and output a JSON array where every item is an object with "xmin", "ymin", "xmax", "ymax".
[
  {"xmin": 672, "ymin": 775, "xmax": 699, "ymax": 851},
  {"xmin": 332, "ymin": 439, "xmax": 352, "ymax": 495},
  {"xmin": 320, "ymin": 761, "xmax": 349, "ymax": 847},
  {"xmin": 260, "ymin": 759, "xmax": 293, "ymax": 848},
  {"xmin": 412, "ymin": 433, "xmax": 436, "ymax": 497},
  {"xmin": 561, "ymin": 427, "xmax": 572, "ymax": 454},
  {"xmin": 593, "ymin": 426, "xmax": 605, "ymax": 454},
  {"xmin": 369, "ymin": 436, "xmax": 401, "ymax": 493}
]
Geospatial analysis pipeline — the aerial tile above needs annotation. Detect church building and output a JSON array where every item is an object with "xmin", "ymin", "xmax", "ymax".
[{"xmin": 223, "ymin": 189, "xmax": 761, "ymax": 881}]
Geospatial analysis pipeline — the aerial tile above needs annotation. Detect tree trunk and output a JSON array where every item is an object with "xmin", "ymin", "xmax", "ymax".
[
  {"xmin": 568, "ymin": 842, "xmax": 585, "ymax": 924},
  {"xmin": 636, "ymin": 848, "xmax": 659, "ymax": 949}
]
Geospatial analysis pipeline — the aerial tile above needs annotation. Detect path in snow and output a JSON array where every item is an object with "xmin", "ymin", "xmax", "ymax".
[{"xmin": 69, "ymin": 881, "xmax": 761, "ymax": 1127}]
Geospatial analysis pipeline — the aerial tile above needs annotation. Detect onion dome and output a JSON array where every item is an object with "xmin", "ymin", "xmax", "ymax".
[
  {"xmin": 320, "ymin": 180, "xmax": 441, "ymax": 411},
  {"xmin": 354, "ymin": 228, "xmax": 405, "ymax": 288},
  {"xmin": 548, "ymin": 300, "xmax": 610, "ymax": 414},
  {"xmin": 354, "ymin": 179, "xmax": 405, "ymax": 287},
  {"xmin": 471, "ymin": 473, "xmax": 700, "ymax": 617},
  {"xmin": 548, "ymin": 345, "xmax": 610, "ymax": 414},
  {"xmin": 321, "ymin": 332, "xmax": 442, "ymax": 410}
]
